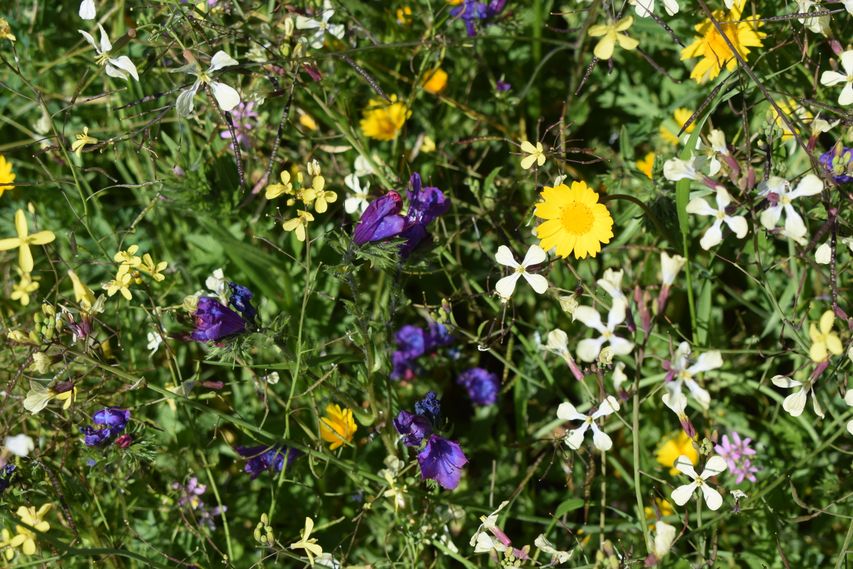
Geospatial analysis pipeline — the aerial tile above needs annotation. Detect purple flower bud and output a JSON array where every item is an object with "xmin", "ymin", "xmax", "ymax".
[
  {"xmin": 457, "ymin": 367, "xmax": 500, "ymax": 406},
  {"xmin": 393, "ymin": 410, "xmax": 433, "ymax": 447},
  {"xmin": 414, "ymin": 391, "xmax": 442, "ymax": 425},
  {"xmin": 191, "ymin": 297, "xmax": 246, "ymax": 342},
  {"xmin": 80, "ymin": 425, "xmax": 116, "ymax": 447},
  {"xmin": 496, "ymin": 80, "xmax": 511, "ymax": 92},
  {"xmin": 228, "ymin": 282, "xmax": 256, "ymax": 320},
  {"xmin": 417, "ymin": 435, "xmax": 468, "ymax": 490},
  {"xmin": 353, "ymin": 191, "xmax": 406, "ymax": 245},
  {"xmin": 93, "ymin": 407, "xmax": 131, "ymax": 430}
]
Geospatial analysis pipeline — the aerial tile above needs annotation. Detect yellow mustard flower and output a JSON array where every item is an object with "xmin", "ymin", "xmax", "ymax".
[
  {"xmin": 114, "ymin": 244, "xmax": 142, "ymax": 267},
  {"xmin": 520, "ymin": 140, "xmax": 546, "ymax": 170},
  {"xmin": 297, "ymin": 109, "xmax": 319, "ymax": 131},
  {"xmin": 656, "ymin": 431, "xmax": 698, "ymax": 475},
  {"xmin": 422, "ymin": 68, "xmax": 448, "ymax": 95},
  {"xmin": 0, "ymin": 209, "xmax": 56, "ymax": 273},
  {"xmin": 0, "ymin": 154, "xmax": 16, "ymax": 198},
  {"xmin": 636, "ymin": 152, "xmax": 655, "ymax": 179},
  {"xmin": 266, "ymin": 170, "xmax": 294, "ymax": 200},
  {"xmin": 139, "ymin": 253, "xmax": 167, "ymax": 282},
  {"xmin": 283, "ymin": 210, "xmax": 315, "ymax": 242},
  {"xmin": 10, "ymin": 504, "xmax": 51, "ymax": 556},
  {"xmin": 396, "ymin": 6, "xmax": 413, "ymax": 25},
  {"xmin": 680, "ymin": 0, "xmax": 765, "ymax": 84},
  {"xmin": 71, "ymin": 127, "xmax": 98, "ymax": 155},
  {"xmin": 104, "ymin": 265, "xmax": 134, "ymax": 300},
  {"xmin": 68, "ymin": 269, "xmax": 96, "ymax": 311},
  {"xmin": 290, "ymin": 517, "xmax": 323, "ymax": 566},
  {"xmin": 360, "ymin": 95, "xmax": 411, "ymax": 141},
  {"xmin": 588, "ymin": 16, "xmax": 639, "ymax": 61},
  {"xmin": 0, "ymin": 18, "xmax": 15, "ymax": 42},
  {"xmin": 11, "ymin": 270, "xmax": 39, "ymax": 306},
  {"xmin": 644, "ymin": 498, "xmax": 675, "ymax": 520},
  {"xmin": 319, "ymin": 403, "xmax": 357, "ymax": 450},
  {"xmin": 533, "ymin": 181, "xmax": 614, "ymax": 259},
  {"xmin": 809, "ymin": 310, "xmax": 843, "ymax": 362},
  {"xmin": 659, "ymin": 108, "xmax": 696, "ymax": 145}
]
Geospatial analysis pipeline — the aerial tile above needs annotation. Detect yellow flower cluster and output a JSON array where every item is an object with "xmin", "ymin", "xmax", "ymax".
[
  {"xmin": 0, "ymin": 209, "xmax": 55, "ymax": 306},
  {"xmin": 266, "ymin": 159, "xmax": 338, "ymax": 242},
  {"xmin": 0, "ymin": 504, "xmax": 52, "ymax": 560},
  {"xmin": 103, "ymin": 244, "xmax": 168, "ymax": 301}
]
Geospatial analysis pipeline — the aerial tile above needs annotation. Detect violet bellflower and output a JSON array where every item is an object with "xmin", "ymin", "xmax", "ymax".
[
  {"xmin": 80, "ymin": 407, "xmax": 131, "ymax": 447},
  {"xmin": 457, "ymin": 367, "xmax": 500, "ymax": 406},
  {"xmin": 235, "ymin": 445, "xmax": 299, "ymax": 479},
  {"xmin": 353, "ymin": 173, "xmax": 449, "ymax": 258},
  {"xmin": 417, "ymin": 435, "xmax": 469, "ymax": 490},
  {"xmin": 191, "ymin": 297, "xmax": 246, "ymax": 342}
]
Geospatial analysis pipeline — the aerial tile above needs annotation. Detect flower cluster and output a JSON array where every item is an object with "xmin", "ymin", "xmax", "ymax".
[
  {"xmin": 394, "ymin": 392, "xmax": 468, "ymax": 490},
  {"xmin": 171, "ymin": 476, "xmax": 226, "ymax": 529},
  {"xmin": 103, "ymin": 244, "xmax": 168, "ymax": 301},
  {"xmin": 235, "ymin": 445, "xmax": 300, "ymax": 479},
  {"xmin": 457, "ymin": 367, "xmax": 500, "ymax": 406},
  {"xmin": 0, "ymin": 209, "xmax": 55, "ymax": 306},
  {"xmin": 267, "ymin": 159, "xmax": 338, "ymax": 242},
  {"xmin": 80, "ymin": 407, "xmax": 131, "ymax": 447},
  {"xmin": 714, "ymin": 432, "xmax": 759, "ymax": 484},
  {"xmin": 390, "ymin": 320, "xmax": 453, "ymax": 381}
]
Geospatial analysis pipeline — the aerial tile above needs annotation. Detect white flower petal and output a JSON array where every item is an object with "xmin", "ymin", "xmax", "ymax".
[
  {"xmin": 494, "ymin": 245, "xmax": 519, "ymax": 268},
  {"xmin": 782, "ymin": 388, "xmax": 807, "ymax": 417},
  {"xmin": 4, "ymin": 434, "xmax": 35, "ymax": 457},
  {"xmin": 210, "ymin": 81, "xmax": 241, "ymax": 112},
  {"xmin": 760, "ymin": 205, "xmax": 782, "ymax": 230},
  {"xmin": 606, "ymin": 299, "xmax": 627, "ymax": 329},
  {"xmin": 700, "ymin": 484, "xmax": 723, "ymax": 511},
  {"xmin": 591, "ymin": 395, "xmax": 620, "ymax": 419},
  {"xmin": 565, "ymin": 424, "xmax": 589, "ymax": 450},
  {"xmin": 674, "ymin": 455, "xmax": 699, "ymax": 479},
  {"xmin": 820, "ymin": 70, "xmax": 846, "ymax": 87},
  {"xmin": 671, "ymin": 482, "xmax": 697, "ymax": 506},
  {"xmin": 685, "ymin": 197, "xmax": 716, "ymax": 217},
  {"xmin": 699, "ymin": 220, "xmax": 724, "ymax": 250},
  {"xmin": 789, "ymin": 174, "xmax": 823, "ymax": 199},
  {"xmin": 700, "ymin": 455, "xmax": 728, "ymax": 479},
  {"xmin": 689, "ymin": 351, "xmax": 722, "ymax": 374},
  {"xmin": 176, "ymin": 84, "xmax": 199, "ymax": 116},
  {"xmin": 577, "ymin": 337, "xmax": 605, "ymax": 362},
  {"xmin": 573, "ymin": 306, "xmax": 605, "ymax": 331},
  {"xmin": 97, "ymin": 24, "xmax": 112, "ymax": 53},
  {"xmin": 771, "ymin": 375, "xmax": 801, "ymax": 389},
  {"xmin": 839, "ymin": 82, "xmax": 853, "ymax": 107},
  {"xmin": 495, "ymin": 273, "xmax": 521, "ymax": 299},
  {"xmin": 208, "ymin": 50, "xmax": 239, "ymax": 72},
  {"xmin": 295, "ymin": 15, "xmax": 322, "ymax": 30},
  {"xmin": 783, "ymin": 207, "xmax": 807, "ymax": 240},
  {"xmin": 521, "ymin": 244, "xmax": 547, "ymax": 267},
  {"xmin": 608, "ymin": 335, "xmax": 635, "ymax": 356},
  {"xmin": 107, "ymin": 56, "xmax": 139, "ymax": 81},
  {"xmin": 652, "ymin": 521, "xmax": 677, "ymax": 558},
  {"xmin": 79, "ymin": 29, "xmax": 99, "ymax": 52},
  {"xmin": 815, "ymin": 242, "xmax": 831, "ymax": 264},
  {"xmin": 724, "ymin": 215, "xmax": 748, "ymax": 239},
  {"xmin": 522, "ymin": 273, "xmax": 549, "ymax": 294},
  {"xmin": 590, "ymin": 425, "xmax": 613, "ymax": 451},
  {"xmin": 79, "ymin": 0, "xmax": 96, "ymax": 20},
  {"xmin": 557, "ymin": 402, "xmax": 586, "ymax": 422}
]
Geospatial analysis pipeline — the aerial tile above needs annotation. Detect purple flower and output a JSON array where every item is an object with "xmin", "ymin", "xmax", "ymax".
[
  {"xmin": 353, "ymin": 174, "xmax": 449, "ymax": 258},
  {"xmin": 417, "ymin": 435, "xmax": 468, "ymax": 490},
  {"xmin": 220, "ymin": 102, "xmax": 258, "ymax": 149},
  {"xmin": 393, "ymin": 410, "xmax": 433, "ymax": 447},
  {"xmin": 228, "ymin": 282, "xmax": 256, "ymax": 320},
  {"xmin": 396, "ymin": 325, "xmax": 428, "ymax": 359},
  {"xmin": 0, "ymin": 465, "xmax": 15, "ymax": 494},
  {"xmin": 714, "ymin": 432, "xmax": 759, "ymax": 484},
  {"xmin": 450, "ymin": 0, "xmax": 506, "ymax": 36},
  {"xmin": 353, "ymin": 192, "xmax": 405, "ymax": 245},
  {"xmin": 81, "ymin": 408, "xmax": 131, "ymax": 447},
  {"xmin": 820, "ymin": 144, "xmax": 853, "ymax": 184},
  {"xmin": 457, "ymin": 367, "xmax": 499, "ymax": 406},
  {"xmin": 191, "ymin": 297, "xmax": 246, "ymax": 342},
  {"xmin": 93, "ymin": 408, "xmax": 131, "ymax": 430},
  {"xmin": 427, "ymin": 321, "xmax": 453, "ymax": 348},
  {"xmin": 496, "ymin": 80, "xmax": 511, "ymax": 92},
  {"xmin": 171, "ymin": 476, "xmax": 226, "ymax": 529},
  {"xmin": 236, "ymin": 445, "xmax": 299, "ymax": 479},
  {"xmin": 390, "ymin": 321, "xmax": 453, "ymax": 381},
  {"xmin": 414, "ymin": 391, "xmax": 442, "ymax": 425}
]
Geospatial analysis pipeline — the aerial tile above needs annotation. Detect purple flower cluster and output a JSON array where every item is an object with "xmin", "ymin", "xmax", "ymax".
[
  {"xmin": 457, "ymin": 367, "xmax": 499, "ymax": 406},
  {"xmin": 171, "ymin": 476, "xmax": 227, "ymax": 529},
  {"xmin": 0, "ymin": 464, "xmax": 15, "ymax": 495},
  {"xmin": 80, "ymin": 408, "xmax": 131, "ymax": 447},
  {"xmin": 353, "ymin": 173, "xmax": 450, "ymax": 258},
  {"xmin": 450, "ymin": 0, "xmax": 507, "ymax": 36},
  {"xmin": 235, "ymin": 445, "xmax": 299, "ymax": 479},
  {"xmin": 714, "ymin": 432, "xmax": 759, "ymax": 484},
  {"xmin": 220, "ymin": 102, "xmax": 258, "ymax": 149},
  {"xmin": 391, "ymin": 321, "xmax": 453, "ymax": 381},
  {"xmin": 394, "ymin": 392, "xmax": 468, "ymax": 490},
  {"xmin": 820, "ymin": 144, "xmax": 853, "ymax": 184}
]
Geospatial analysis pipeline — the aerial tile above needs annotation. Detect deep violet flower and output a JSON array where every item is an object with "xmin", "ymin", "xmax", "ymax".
[
  {"xmin": 414, "ymin": 391, "xmax": 442, "ymax": 425},
  {"xmin": 390, "ymin": 321, "xmax": 454, "ymax": 381},
  {"xmin": 191, "ymin": 297, "xmax": 246, "ymax": 342},
  {"xmin": 820, "ymin": 144, "xmax": 853, "ymax": 184},
  {"xmin": 496, "ymin": 80, "xmax": 511, "ymax": 92},
  {"xmin": 457, "ymin": 367, "xmax": 500, "ymax": 406},
  {"xmin": 417, "ymin": 435, "xmax": 468, "ymax": 490},
  {"xmin": 393, "ymin": 410, "xmax": 433, "ymax": 447},
  {"xmin": 236, "ymin": 445, "xmax": 299, "ymax": 479},
  {"xmin": 450, "ymin": 0, "xmax": 506, "ymax": 36},
  {"xmin": 228, "ymin": 281, "xmax": 256, "ymax": 320},
  {"xmin": 0, "ymin": 465, "xmax": 15, "ymax": 494},
  {"xmin": 353, "ymin": 173, "xmax": 449, "ymax": 258},
  {"xmin": 81, "ymin": 408, "xmax": 131, "ymax": 447}
]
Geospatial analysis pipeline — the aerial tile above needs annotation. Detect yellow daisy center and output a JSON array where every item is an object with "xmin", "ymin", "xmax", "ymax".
[{"xmin": 560, "ymin": 202, "xmax": 594, "ymax": 235}]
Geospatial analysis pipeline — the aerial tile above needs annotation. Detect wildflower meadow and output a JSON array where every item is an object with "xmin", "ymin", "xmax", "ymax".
[{"xmin": 2, "ymin": 0, "xmax": 853, "ymax": 567}]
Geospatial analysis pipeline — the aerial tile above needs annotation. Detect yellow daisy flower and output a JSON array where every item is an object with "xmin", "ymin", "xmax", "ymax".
[
  {"xmin": 422, "ymin": 68, "xmax": 448, "ymax": 95},
  {"xmin": 0, "ymin": 154, "xmax": 16, "ymax": 198},
  {"xmin": 656, "ymin": 432, "xmax": 698, "ymax": 475},
  {"xmin": 680, "ymin": 0, "xmax": 765, "ymax": 84},
  {"xmin": 533, "ymin": 180, "xmax": 614, "ymax": 260},
  {"xmin": 319, "ymin": 403, "xmax": 357, "ymax": 450},
  {"xmin": 360, "ymin": 95, "xmax": 411, "ymax": 141}
]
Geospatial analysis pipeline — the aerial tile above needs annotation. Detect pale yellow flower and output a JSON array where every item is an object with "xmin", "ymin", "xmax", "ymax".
[
  {"xmin": 71, "ymin": 127, "xmax": 98, "ymax": 155},
  {"xmin": 520, "ymin": 140, "xmax": 546, "ymax": 170},
  {"xmin": 588, "ymin": 16, "xmax": 639, "ymax": 60},
  {"xmin": 282, "ymin": 210, "xmax": 314, "ymax": 242},
  {"xmin": 809, "ymin": 310, "xmax": 843, "ymax": 362},
  {"xmin": 0, "ymin": 209, "xmax": 56, "ymax": 273},
  {"xmin": 290, "ymin": 517, "xmax": 323, "ymax": 566}
]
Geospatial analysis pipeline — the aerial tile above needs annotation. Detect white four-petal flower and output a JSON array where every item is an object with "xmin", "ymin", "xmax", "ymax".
[
  {"xmin": 79, "ymin": 24, "xmax": 139, "ymax": 81},
  {"xmin": 175, "ymin": 51, "xmax": 241, "ymax": 117},
  {"xmin": 685, "ymin": 187, "xmax": 748, "ymax": 250},
  {"xmin": 757, "ymin": 174, "xmax": 823, "ymax": 244},
  {"xmin": 771, "ymin": 375, "xmax": 824, "ymax": 418},
  {"xmin": 663, "ymin": 342, "xmax": 721, "ymax": 413},
  {"xmin": 295, "ymin": 0, "xmax": 345, "ymax": 49},
  {"xmin": 494, "ymin": 245, "xmax": 549, "ymax": 300},
  {"xmin": 574, "ymin": 300, "xmax": 634, "ymax": 362},
  {"xmin": 632, "ymin": 0, "xmax": 679, "ymax": 17},
  {"xmin": 820, "ymin": 50, "xmax": 853, "ymax": 107},
  {"xmin": 670, "ymin": 454, "xmax": 727, "ymax": 510},
  {"xmin": 344, "ymin": 173, "xmax": 370, "ymax": 214},
  {"xmin": 557, "ymin": 396, "xmax": 620, "ymax": 451}
]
